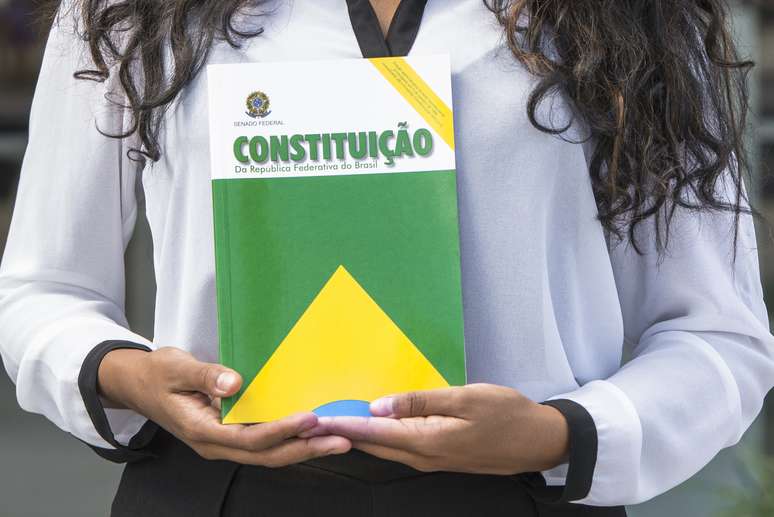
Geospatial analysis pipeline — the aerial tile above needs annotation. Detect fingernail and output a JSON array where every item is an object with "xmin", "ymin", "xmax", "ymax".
[
  {"xmin": 317, "ymin": 436, "xmax": 350, "ymax": 455},
  {"xmin": 329, "ymin": 439, "xmax": 351, "ymax": 455},
  {"xmin": 370, "ymin": 397, "xmax": 394, "ymax": 416},
  {"xmin": 216, "ymin": 372, "xmax": 236, "ymax": 392},
  {"xmin": 299, "ymin": 415, "xmax": 318, "ymax": 432}
]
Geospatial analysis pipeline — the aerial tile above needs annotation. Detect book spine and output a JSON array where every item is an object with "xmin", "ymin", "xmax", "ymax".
[{"xmin": 212, "ymin": 181, "xmax": 235, "ymax": 419}]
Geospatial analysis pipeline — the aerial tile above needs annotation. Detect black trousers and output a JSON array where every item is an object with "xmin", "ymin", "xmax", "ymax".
[{"xmin": 111, "ymin": 429, "xmax": 626, "ymax": 517}]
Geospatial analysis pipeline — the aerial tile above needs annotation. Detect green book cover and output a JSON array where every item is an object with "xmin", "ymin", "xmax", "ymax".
[{"xmin": 207, "ymin": 55, "xmax": 465, "ymax": 423}]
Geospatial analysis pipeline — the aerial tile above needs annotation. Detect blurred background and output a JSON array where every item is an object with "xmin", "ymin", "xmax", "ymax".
[{"xmin": 0, "ymin": 1, "xmax": 773, "ymax": 516}]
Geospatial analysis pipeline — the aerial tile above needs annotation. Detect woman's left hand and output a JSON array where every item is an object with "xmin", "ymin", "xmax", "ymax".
[{"xmin": 301, "ymin": 383, "xmax": 569, "ymax": 475}]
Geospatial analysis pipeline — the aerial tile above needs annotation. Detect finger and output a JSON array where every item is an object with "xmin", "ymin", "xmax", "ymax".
[
  {"xmin": 311, "ymin": 416, "xmax": 428, "ymax": 450},
  {"xmin": 171, "ymin": 354, "xmax": 242, "ymax": 398},
  {"xmin": 195, "ymin": 435, "xmax": 351, "ymax": 467},
  {"xmin": 297, "ymin": 424, "xmax": 333, "ymax": 439},
  {"xmin": 370, "ymin": 387, "xmax": 466, "ymax": 418},
  {"xmin": 186, "ymin": 407, "xmax": 319, "ymax": 449},
  {"xmin": 352, "ymin": 442, "xmax": 435, "ymax": 472}
]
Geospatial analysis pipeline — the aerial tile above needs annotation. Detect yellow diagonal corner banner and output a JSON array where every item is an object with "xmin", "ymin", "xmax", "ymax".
[{"xmin": 369, "ymin": 57, "xmax": 455, "ymax": 150}]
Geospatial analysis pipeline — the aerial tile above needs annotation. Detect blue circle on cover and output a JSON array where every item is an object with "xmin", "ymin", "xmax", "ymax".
[
  {"xmin": 252, "ymin": 98, "xmax": 263, "ymax": 109},
  {"xmin": 313, "ymin": 400, "xmax": 371, "ymax": 417}
]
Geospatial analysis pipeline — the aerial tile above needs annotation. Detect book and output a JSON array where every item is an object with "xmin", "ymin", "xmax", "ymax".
[{"xmin": 207, "ymin": 54, "xmax": 465, "ymax": 424}]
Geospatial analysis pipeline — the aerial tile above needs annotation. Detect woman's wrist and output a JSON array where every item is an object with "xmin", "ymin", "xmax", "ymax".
[
  {"xmin": 97, "ymin": 348, "xmax": 150, "ymax": 411},
  {"xmin": 528, "ymin": 403, "xmax": 570, "ymax": 471}
]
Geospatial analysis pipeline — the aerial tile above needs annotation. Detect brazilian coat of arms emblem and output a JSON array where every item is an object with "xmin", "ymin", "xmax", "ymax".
[{"xmin": 246, "ymin": 91, "xmax": 271, "ymax": 118}]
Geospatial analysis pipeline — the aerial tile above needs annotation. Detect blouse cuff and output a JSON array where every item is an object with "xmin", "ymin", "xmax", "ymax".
[
  {"xmin": 77, "ymin": 340, "xmax": 158, "ymax": 463},
  {"xmin": 543, "ymin": 399, "xmax": 598, "ymax": 500},
  {"xmin": 541, "ymin": 380, "xmax": 644, "ymax": 505}
]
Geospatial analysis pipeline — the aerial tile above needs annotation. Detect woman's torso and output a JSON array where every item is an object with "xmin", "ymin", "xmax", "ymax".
[{"xmin": 140, "ymin": 0, "xmax": 624, "ymax": 406}]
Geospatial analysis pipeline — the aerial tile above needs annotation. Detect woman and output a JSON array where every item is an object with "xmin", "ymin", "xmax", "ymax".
[{"xmin": 2, "ymin": 0, "xmax": 772, "ymax": 515}]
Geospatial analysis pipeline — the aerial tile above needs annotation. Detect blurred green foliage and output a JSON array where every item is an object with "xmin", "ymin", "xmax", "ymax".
[{"xmin": 715, "ymin": 449, "xmax": 774, "ymax": 517}]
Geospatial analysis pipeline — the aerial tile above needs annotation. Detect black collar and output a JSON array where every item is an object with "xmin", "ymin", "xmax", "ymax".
[{"xmin": 346, "ymin": 0, "xmax": 429, "ymax": 58}]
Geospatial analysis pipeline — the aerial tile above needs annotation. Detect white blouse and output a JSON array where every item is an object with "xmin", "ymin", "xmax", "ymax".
[{"xmin": 1, "ymin": 0, "xmax": 773, "ymax": 507}]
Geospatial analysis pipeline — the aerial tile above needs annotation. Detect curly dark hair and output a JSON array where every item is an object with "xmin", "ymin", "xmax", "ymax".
[{"xmin": 46, "ymin": 0, "xmax": 754, "ymax": 251}]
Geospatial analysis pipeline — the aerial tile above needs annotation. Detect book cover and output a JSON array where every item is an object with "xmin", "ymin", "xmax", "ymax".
[{"xmin": 207, "ymin": 55, "xmax": 465, "ymax": 424}]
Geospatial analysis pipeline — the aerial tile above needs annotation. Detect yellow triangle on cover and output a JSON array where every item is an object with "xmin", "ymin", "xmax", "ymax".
[{"xmin": 223, "ymin": 265, "xmax": 449, "ymax": 423}]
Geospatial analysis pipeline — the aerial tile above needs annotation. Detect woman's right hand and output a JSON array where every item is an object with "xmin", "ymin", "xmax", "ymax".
[{"xmin": 97, "ymin": 346, "xmax": 351, "ymax": 466}]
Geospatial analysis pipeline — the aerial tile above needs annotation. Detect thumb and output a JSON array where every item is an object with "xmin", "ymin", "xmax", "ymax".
[{"xmin": 174, "ymin": 355, "xmax": 242, "ymax": 398}]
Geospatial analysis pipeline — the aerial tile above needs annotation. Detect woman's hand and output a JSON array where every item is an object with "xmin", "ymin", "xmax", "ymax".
[
  {"xmin": 98, "ymin": 347, "xmax": 351, "ymax": 466},
  {"xmin": 301, "ymin": 383, "xmax": 568, "ymax": 475}
]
